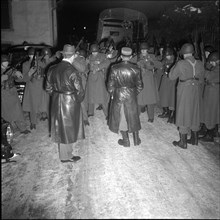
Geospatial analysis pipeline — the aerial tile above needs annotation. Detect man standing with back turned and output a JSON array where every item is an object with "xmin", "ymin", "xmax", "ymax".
[
  {"xmin": 46, "ymin": 44, "xmax": 85, "ymax": 163},
  {"xmin": 107, "ymin": 47, "xmax": 143, "ymax": 147}
]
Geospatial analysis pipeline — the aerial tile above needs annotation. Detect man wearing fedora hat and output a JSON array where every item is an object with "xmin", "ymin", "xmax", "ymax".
[
  {"xmin": 107, "ymin": 47, "xmax": 143, "ymax": 147},
  {"xmin": 46, "ymin": 44, "xmax": 85, "ymax": 163}
]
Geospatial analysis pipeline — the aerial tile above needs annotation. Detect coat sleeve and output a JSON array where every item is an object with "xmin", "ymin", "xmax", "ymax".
[
  {"xmin": 72, "ymin": 56, "xmax": 87, "ymax": 73},
  {"xmin": 135, "ymin": 68, "xmax": 143, "ymax": 95},
  {"xmin": 17, "ymin": 62, "xmax": 30, "ymax": 82},
  {"xmin": 107, "ymin": 66, "xmax": 115, "ymax": 96},
  {"xmin": 169, "ymin": 61, "xmax": 181, "ymax": 80},
  {"xmin": 45, "ymin": 66, "xmax": 54, "ymax": 95},
  {"xmin": 98, "ymin": 56, "xmax": 111, "ymax": 71},
  {"xmin": 70, "ymin": 72, "xmax": 85, "ymax": 103}
]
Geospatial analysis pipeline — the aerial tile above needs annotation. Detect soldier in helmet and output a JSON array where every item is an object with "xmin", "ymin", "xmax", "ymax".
[
  {"xmin": 199, "ymin": 51, "xmax": 219, "ymax": 142},
  {"xmin": 1, "ymin": 54, "xmax": 30, "ymax": 134},
  {"xmin": 18, "ymin": 47, "xmax": 45, "ymax": 130},
  {"xmin": 158, "ymin": 47, "xmax": 177, "ymax": 123},
  {"xmin": 136, "ymin": 42, "xmax": 160, "ymax": 122},
  {"xmin": 86, "ymin": 43, "xmax": 110, "ymax": 119},
  {"xmin": 38, "ymin": 47, "xmax": 59, "ymax": 121},
  {"xmin": 169, "ymin": 43, "xmax": 205, "ymax": 149},
  {"xmin": 73, "ymin": 49, "xmax": 90, "ymax": 126}
]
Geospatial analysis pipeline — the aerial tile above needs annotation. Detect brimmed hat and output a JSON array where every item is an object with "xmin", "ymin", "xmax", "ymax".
[
  {"xmin": 121, "ymin": 47, "xmax": 132, "ymax": 56},
  {"xmin": 61, "ymin": 44, "xmax": 75, "ymax": 55}
]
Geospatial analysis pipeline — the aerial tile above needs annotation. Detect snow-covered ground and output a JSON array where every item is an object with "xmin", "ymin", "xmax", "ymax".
[{"xmin": 1, "ymin": 105, "xmax": 220, "ymax": 219}]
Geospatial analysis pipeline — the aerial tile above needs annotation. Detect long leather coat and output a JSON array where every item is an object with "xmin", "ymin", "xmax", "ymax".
[
  {"xmin": 107, "ymin": 60, "xmax": 143, "ymax": 133},
  {"xmin": 169, "ymin": 56, "xmax": 205, "ymax": 130},
  {"xmin": 46, "ymin": 60, "xmax": 85, "ymax": 144}
]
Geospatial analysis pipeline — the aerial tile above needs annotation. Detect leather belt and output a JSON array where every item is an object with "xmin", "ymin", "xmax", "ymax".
[
  {"xmin": 206, "ymin": 81, "xmax": 220, "ymax": 86},
  {"xmin": 53, "ymin": 90, "xmax": 75, "ymax": 95},
  {"xmin": 179, "ymin": 77, "xmax": 199, "ymax": 82}
]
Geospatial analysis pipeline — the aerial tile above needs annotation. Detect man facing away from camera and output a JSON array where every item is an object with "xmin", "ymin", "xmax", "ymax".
[
  {"xmin": 46, "ymin": 44, "xmax": 85, "ymax": 163},
  {"xmin": 107, "ymin": 47, "xmax": 143, "ymax": 147}
]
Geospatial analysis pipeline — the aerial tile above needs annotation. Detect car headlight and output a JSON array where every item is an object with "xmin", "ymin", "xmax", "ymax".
[{"xmin": 6, "ymin": 123, "xmax": 14, "ymax": 144}]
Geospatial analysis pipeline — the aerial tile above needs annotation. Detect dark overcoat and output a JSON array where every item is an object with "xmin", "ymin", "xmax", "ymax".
[
  {"xmin": 1, "ymin": 68, "xmax": 25, "ymax": 122},
  {"xmin": 158, "ymin": 56, "xmax": 177, "ymax": 108},
  {"xmin": 202, "ymin": 65, "xmax": 219, "ymax": 128},
  {"xmin": 169, "ymin": 56, "xmax": 205, "ymax": 129},
  {"xmin": 86, "ymin": 53, "xmax": 110, "ymax": 104},
  {"xmin": 46, "ymin": 60, "xmax": 85, "ymax": 144},
  {"xmin": 107, "ymin": 61, "xmax": 143, "ymax": 133},
  {"xmin": 137, "ymin": 53, "xmax": 159, "ymax": 105}
]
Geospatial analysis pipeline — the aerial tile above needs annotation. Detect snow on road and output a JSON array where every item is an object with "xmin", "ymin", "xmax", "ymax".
[{"xmin": 1, "ymin": 106, "xmax": 220, "ymax": 219}]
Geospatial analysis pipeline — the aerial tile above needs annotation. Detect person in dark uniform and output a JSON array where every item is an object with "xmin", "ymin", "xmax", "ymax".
[
  {"xmin": 199, "ymin": 51, "xmax": 219, "ymax": 142},
  {"xmin": 46, "ymin": 44, "xmax": 85, "ymax": 163},
  {"xmin": 169, "ymin": 43, "xmax": 205, "ymax": 149},
  {"xmin": 1, "ymin": 54, "xmax": 30, "ymax": 135},
  {"xmin": 107, "ymin": 47, "xmax": 143, "ymax": 147},
  {"xmin": 158, "ymin": 47, "xmax": 177, "ymax": 123}
]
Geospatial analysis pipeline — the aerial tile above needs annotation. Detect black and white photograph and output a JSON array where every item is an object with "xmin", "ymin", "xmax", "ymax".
[{"xmin": 1, "ymin": 0, "xmax": 219, "ymax": 219}]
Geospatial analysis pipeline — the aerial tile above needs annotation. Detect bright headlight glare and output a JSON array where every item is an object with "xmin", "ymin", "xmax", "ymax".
[{"xmin": 6, "ymin": 124, "xmax": 14, "ymax": 144}]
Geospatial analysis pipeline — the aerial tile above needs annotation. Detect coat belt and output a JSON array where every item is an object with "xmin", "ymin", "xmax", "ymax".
[
  {"xmin": 53, "ymin": 90, "xmax": 75, "ymax": 95},
  {"xmin": 179, "ymin": 77, "xmax": 199, "ymax": 82},
  {"xmin": 205, "ymin": 81, "xmax": 220, "ymax": 86}
]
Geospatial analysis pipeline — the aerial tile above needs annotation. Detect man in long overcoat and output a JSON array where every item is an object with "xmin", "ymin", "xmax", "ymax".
[
  {"xmin": 169, "ymin": 43, "xmax": 205, "ymax": 149},
  {"xmin": 137, "ymin": 42, "xmax": 160, "ymax": 123},
  {"xmin": 199, "ymin": 51, "xmax": 219, "ymax": 142},
  {"xmin": 46, "ymin": 44, "xmax": 85, "ymax": 163},
  {"xmin": 86, "ymin": 44, "xmax": 110, "ymax": 118},
  {"xmin": 19, "ymin": 47, "xmax": 46, "ymax": 130},
  {"xmin": 1, "ymin": 54, "xmax": 30, "ymax": 134},
  {"xmin": 158, "ymin": 47, "xmax": 177, "ymax": 123},
  {"xmin": 107, "ymin": 47, "xmax": 143, "ymax": 147},
  {"xmin": 73, "ymin": 49, "xmax": 89, "ymax": 126}
]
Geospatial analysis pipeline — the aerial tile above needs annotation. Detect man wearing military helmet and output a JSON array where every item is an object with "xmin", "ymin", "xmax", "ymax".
[
  {"xmin": 199, "ymin": 51, "xmax": 220, "ymax": 142},
  {"xmin": 1, "ymin": 54, "xmax": 30, "ymax": 135},
  {"xmin": 86, "ymin": 43, "xmax": 110, "ymax": 118},
  {"xmin": 169, "ymin": 43, "xmax": 205, "ymax": 149}
]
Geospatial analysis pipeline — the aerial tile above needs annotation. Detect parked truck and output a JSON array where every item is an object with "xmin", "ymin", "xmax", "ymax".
[{"xmin": 97, "ymin": 8, "xmax": 148, "ymax": 48}]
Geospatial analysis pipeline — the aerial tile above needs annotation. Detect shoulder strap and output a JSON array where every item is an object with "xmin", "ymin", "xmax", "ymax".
[{"xmin": 186, "ymin": 59, "xmax": 197, "ymax": 78}]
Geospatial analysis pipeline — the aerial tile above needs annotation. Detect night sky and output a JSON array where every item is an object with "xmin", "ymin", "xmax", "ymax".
[{"xmin": 56, "ymin": 0, "xmax": 195, "ymax": 47}]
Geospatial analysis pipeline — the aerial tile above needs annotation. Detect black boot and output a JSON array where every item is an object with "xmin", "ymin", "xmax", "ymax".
[
  {"xmin": 118, "ymin": 130, "xmax": 130, "ymax": 147},
  {"xmin": 213, "ymin": 124, "xmax": 220, "ymax": 138},
  {"xmin": 96, "ymin": 105, "xmax": 103, "ymax": 110},
  {"xmin": 199, "ymin": 129, "xmax": 214, "ymax": 142},
  {"xmin": 158, "ymin": 107, "xmax": 169, "ymax": 118},
  {"xmin": 133, "ymin": 131, "xmax": 141, "ymax": 146},
  {"xmin": 167, "ymin": 110, "xmax": 175, "ymax": 123},
  {"xmin": 198, "ymin": 123, "xmax": 207, "ymax": 137},
  {"xmin": 173, "ymin": 133, "xmax": 187, "ymax": 149},
  {"xmin": 187, "ymin": 130, "xmax": 198, "ymax": 145}
]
